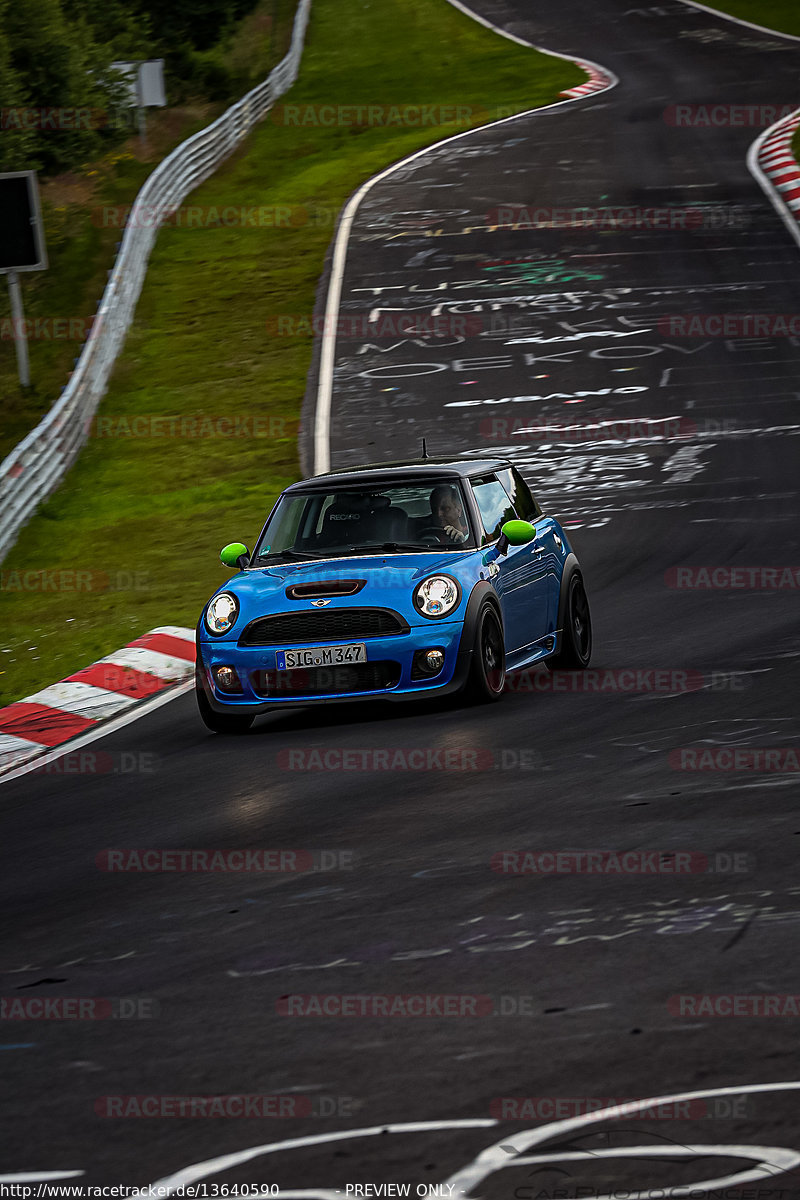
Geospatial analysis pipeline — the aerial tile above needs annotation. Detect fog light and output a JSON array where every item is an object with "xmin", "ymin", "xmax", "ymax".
[
  {"xmin": 411, "ymin": 647, "xmax": 446, "ymax": 681},
  {"xmin": 213, "ymin": 665, "xmax": 241, "ymax": 693},
  {"xmin": 425, "ymin": 649, "xmax": 445, "ymax": 672}
]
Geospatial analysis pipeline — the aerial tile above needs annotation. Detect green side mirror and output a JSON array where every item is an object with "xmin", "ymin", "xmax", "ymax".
[
  {"xmin": 220, "ymin": 542, "xmax": 249, "ymax": 569},
  {"xmin": 501, "ymin": 520, "xmax": 536, "ymax": 546}
]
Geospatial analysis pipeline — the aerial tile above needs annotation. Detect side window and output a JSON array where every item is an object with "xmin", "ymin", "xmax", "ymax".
[
  {"xmin": 470, "ymin": 475, "xmax": 517, "ymax": 545},
  {"xmin": 497, "ymin": 467, "xmax": 542, "ymax": 521}
]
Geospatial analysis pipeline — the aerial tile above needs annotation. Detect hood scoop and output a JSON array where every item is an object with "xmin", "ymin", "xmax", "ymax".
[{"xmin": 286, "ymin": 579, "xmax": 367, "ymax": 600}]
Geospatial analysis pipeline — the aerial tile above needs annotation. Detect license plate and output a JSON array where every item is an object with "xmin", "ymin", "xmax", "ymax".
[{"xmin": 276, "ymin": 642, "xmax": 367, "ymax": 670}]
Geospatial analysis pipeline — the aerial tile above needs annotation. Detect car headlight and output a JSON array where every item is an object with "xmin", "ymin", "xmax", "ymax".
[
  {"xmin": 414, "ymin": 575, "xmax": 460, "ymax": 619},
  {"xmin": 205, "ymin": 591, "xmax": 240, "ymax": 635}
]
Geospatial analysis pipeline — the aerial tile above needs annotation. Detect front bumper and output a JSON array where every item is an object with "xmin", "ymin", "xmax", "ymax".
[{"xmin": 196, "ymin": 620, "xmax": 473, "ymax": 715}]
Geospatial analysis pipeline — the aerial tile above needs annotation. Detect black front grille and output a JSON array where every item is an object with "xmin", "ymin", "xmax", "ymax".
[
  {"xmin": 252, "ymin": 661, "xmax": 401, "ymax": 697},
  {"xmin": 239, "ymin": 608, "xmax": 408, "ymax": 646}
]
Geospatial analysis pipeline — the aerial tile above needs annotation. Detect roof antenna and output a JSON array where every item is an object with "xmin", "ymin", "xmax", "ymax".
[{"xmin": 421, "ymin": 437, "xmax": 429, "ymax": 460}]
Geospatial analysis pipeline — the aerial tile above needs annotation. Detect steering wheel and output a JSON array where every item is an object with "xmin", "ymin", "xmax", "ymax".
[{"xmin": 418, "ymin": 525, "xmax": 448, "ymax": 546}]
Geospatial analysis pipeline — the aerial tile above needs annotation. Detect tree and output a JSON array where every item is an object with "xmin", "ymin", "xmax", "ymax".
[
  {"xmin": 0, "ymin": 0, "xmax": 40, "ymax": 169},
  {"xmin": 2, "ymin": 0, "xmax": 130, "ymax": 172}
]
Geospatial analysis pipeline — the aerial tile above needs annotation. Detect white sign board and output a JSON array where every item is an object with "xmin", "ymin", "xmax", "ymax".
[{"xmin": 109, "ymin": 60, "xmax": 167, "ymax": 108}]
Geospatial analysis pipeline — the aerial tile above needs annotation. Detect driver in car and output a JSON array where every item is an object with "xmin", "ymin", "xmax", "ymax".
[{"xmin": 428, "ymin": 485, "xmax": 469, "ymax": 544}]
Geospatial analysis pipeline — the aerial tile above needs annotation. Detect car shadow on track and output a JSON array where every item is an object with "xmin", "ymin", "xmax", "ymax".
[{"xmin": 245, "ymin": 692, "xmax": 469, "ymax": 738}]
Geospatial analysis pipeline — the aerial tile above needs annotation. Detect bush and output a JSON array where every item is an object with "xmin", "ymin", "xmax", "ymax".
[{"xmin": 1, "ymin": 0, "xmax": 263, "ymax": 175}]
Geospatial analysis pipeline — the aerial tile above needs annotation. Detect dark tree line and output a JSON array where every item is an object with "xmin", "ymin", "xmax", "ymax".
[{"xmin": 0, "ymin": 0, "xmax": 261, "ymax": 173}]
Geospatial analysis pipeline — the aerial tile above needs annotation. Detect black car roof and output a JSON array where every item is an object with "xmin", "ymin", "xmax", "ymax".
[{"xmin": 284, "ymin": 457, "xmax": 513, "ymax": 493}]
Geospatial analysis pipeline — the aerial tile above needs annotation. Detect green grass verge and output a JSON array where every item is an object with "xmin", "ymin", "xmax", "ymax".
[
  {"xmin": 0, "ymin": 0, "xmax": 582, "ymax": 705},
  {"xmin": 687, "ymin": 0, "xmax": 800, "ymax": 36}
]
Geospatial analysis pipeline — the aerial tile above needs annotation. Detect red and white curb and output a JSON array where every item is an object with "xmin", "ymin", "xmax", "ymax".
[
  {"xmin": 0, "ymin": 626, "xmax": 195, "ymax": 778},
  {"xmin": 561, "ymin": 60, "xmax": 615, "ymax": 99},
  {"xmin": 749, "ymin": 106, "xmax": 800, "ymax": 248}
]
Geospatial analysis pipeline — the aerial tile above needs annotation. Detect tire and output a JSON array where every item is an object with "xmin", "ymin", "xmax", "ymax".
[
  {"xmin": 546, "ymin": 572, "xmax": 592, "ymax": 670},
  {"xmin": 463, "ymin": 605, "xmax": 506, "ymax": 704},
  {"xmin": 196, "ymin": 680, "xmax": 254, "ymax": 734}
]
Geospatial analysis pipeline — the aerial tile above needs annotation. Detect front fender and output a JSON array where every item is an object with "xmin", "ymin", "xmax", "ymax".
[
  {"xmin": 460, "ymin": 579, "xmax": 504, "ymax": 650},
  {"xmin": 553, "ymin": 553, "xmax": 581, "ymax": 654}
]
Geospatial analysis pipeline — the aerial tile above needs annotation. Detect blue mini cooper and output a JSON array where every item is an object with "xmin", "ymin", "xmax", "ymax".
[{"xmin": 195, "ymin": 457, "xmax": 592, "ymax": 732}]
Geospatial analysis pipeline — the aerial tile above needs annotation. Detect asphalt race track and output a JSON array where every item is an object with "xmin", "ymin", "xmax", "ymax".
[{"xmin": 3, "ymin": 0, "xmax": 800, "ymax": 1192}]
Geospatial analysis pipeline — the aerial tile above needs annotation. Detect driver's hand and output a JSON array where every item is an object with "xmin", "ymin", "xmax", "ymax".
[{"xmin": 443, "ymin": 524, "xmax": 468, "ymax": 543}]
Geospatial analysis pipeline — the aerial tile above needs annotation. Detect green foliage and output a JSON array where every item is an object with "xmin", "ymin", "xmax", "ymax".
[
  {"xmin": 63, "ymin": 0, "xmax": 154, "ymax": 58},
  {"xmin": 0, "ymin": 1, "xmax": 39, "ymax": 170},
  {"xmin": 164, "ymin": 44, "xmax": 237, "ymax": 104},
  {"xmin": 133, "ymin": 0, "xmax": 260, "ymax": 52},
  {"xmin": 0, "ymin": 0, "xmax": 136, "ymax": 172},
  {"xmin": 0, "ymin": 0, "xmax": 264, "ymax": 175}
]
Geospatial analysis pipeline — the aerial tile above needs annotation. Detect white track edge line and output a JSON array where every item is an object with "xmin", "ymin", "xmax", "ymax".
[
  {"xmin": 312, "ymin": 0, "xmax": 618, "ymax": 476},
  {"xmin": 0, "ymin": 678, "xmax": 194, "ymax": 786},
  {"xmin": 674, "ymin": 0, "xmax": 800, "ymax": 41}
]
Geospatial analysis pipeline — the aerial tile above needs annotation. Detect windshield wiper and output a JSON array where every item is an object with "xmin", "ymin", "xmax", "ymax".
[
  {"xmin": 261, "ymin": 543, "xmax": 454, "ymax": 562},
  {"xmin": 341, "ymin": 542, "xmax": 446, "ymax": 555},
  {"xmin": 258, "ymin": 548, "xmax": 331, "ymax": 562}
]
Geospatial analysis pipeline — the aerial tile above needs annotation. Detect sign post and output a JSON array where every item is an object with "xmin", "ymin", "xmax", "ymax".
[
  {"xmin": 6, "ymin": 271, "xmax": 30, "ymax": 387},
  {"xmin": 0, "ymin": 170, "xmax": 48, "ymax": 390}
]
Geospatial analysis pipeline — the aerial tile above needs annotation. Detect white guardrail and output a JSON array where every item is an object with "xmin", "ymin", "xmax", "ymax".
[{"xmin": 0, "ymin": 0, "xmax": 312, "ymax": 563}]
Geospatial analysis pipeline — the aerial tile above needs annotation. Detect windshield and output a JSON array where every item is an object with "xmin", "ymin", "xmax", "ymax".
[{"xmin": 253, "ymin": 480, "xmax": 477, "ymax": 562}]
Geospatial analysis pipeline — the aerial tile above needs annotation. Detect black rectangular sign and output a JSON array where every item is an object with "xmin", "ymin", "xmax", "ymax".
[{"xmin": 0, "ymin": 171, "xmax": 48, "ymax": 272}]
